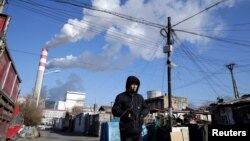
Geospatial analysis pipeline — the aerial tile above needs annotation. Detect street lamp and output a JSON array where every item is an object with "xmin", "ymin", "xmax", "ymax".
[
  {"xmin": 40, "ymin": 69, "xmax": 61, "ymax": 104},
  {"xmin": 44, "ymin": 69, "xmax": 61, "ymax": 75}
]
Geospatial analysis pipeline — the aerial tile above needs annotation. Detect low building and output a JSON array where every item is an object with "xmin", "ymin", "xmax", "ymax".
[
  {"xmin": 17, "ymin": 96, "xmax": 27, "ymax": 104},
  {"xmin": 99, "ymin": 106, "xmax": 111, "ymax": 113},
  {"xmin": 73, "ymin": 112, "xmax": 95, "ymax": 134},
  {"xmin": 210, "ymin": 95, "xmax": 250, "ymax": 125},
  {"xmin": 74, "ymin": 113, "xmax": 87, "ymax": 133},
  {"xmin": 145, "ymin": 94, "xmax": 188, "ymax": 111},
  {"xmin": 73, "ymin": 112, "xmax": 110, "ymax": 136},
  {"xmin": 41, "ymin": 109, "xmax": 66, "ymax": 125}
]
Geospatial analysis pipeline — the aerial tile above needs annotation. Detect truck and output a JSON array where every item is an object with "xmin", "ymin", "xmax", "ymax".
[
  {"xmin": 0, "ymin": 13, "xmax": 22, "ymax": 141},
  {"xmin": 6, "ymin": 105, "xmax": 23, "ymax": 141}
]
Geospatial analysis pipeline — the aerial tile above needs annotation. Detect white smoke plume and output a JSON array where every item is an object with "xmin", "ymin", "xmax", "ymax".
[
  {"xmin": 46, "ymin": 44, "xmax": 134, "ymax": 71},
  {"xmin": 45, "ymin": 0, "xmax": 236, "ymax": 70}
]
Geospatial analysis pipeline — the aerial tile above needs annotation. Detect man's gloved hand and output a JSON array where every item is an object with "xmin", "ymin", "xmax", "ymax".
[{"xmin": 127, "ymin": 107, "xmax": 133, "ymax": 118}]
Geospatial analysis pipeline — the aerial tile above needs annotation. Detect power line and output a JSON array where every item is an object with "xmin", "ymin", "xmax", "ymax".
[
  {"xmin": 9, "ymin": 0, "xmax": 250, "ymax": 89},
  {"xmin": 173, "ymin": 32, "xmax": 232, "ymax": 96},
  {"xmin": 11, "ymin": 0, "xmax": 164, "ymax": 53},
  {"xmin": 52, "ymin": 0, "xmax": 165, "ymax": 29},
  {"xmin": 172, "ymin": 0, "xmax": 227, "ymax": 27},
  {"xmin": 13, "ymin": 0, "xmax": 250, "ymax": 51},
  {"xmin": 174, "ymin": 29, "xmax": 250, "ymax": 48}
]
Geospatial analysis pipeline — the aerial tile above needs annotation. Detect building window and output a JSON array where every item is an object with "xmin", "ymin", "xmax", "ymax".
[{"xmin": 177, "ymin": 103, "xmax": 183, "ymax": 110}]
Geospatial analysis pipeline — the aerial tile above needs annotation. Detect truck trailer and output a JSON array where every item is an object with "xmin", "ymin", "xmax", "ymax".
[{"xmin": 0, "ymin": 13, "xmax": 22, "ymax": 141}]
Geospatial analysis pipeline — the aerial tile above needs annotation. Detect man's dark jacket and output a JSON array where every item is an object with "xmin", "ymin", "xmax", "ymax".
[{"xmin": 112, "ymin": 76, "xmax": 149, "ymax": 136}]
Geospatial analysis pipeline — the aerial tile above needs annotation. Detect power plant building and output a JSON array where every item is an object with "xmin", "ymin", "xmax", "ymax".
[{"xmin": 54, "ymin": 91, "xmax": 86, "ymax": 112}]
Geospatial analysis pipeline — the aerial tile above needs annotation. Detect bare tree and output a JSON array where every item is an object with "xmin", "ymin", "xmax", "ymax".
[
  {"xmin": 19, "ymin": 95, "xmax": 43, "ymax": 126},
  {"xmin": 71, "ymin": 106, "xmax": 84, "ymax": 116}
]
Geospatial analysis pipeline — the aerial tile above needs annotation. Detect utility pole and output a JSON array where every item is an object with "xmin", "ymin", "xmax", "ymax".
[
  {"xmin": 110, "ymin": 101, "xmax": 114, "ymax": 121},
  {"xmin": 0, "ymin": 0, "xmax": 7, "ymax": 13},
  {"xmin": 161, "ymin": 17, "xmax": 173, "ymax": 129},
  {"xmin": 226, "ymin": 63, "xmax": 240, "ymax": 99}
]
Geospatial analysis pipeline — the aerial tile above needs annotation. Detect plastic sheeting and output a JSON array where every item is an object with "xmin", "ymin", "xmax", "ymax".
[{"xmin": 18, "ymin": 126, "xmax": 39, "ymax": 139}]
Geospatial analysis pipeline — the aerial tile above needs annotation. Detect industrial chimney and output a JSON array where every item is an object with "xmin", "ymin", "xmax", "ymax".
[{"xmin": 33, "ymin": 48, "xmax": 48, "ymax": 107}]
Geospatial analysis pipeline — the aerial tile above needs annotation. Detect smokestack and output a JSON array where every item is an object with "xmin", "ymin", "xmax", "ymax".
[{"xmin": 33, "ymin": 48, "xmax": 48, "ymax": 107}]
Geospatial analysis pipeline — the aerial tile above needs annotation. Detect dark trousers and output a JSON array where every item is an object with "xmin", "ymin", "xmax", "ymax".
[{"xmin": 120, "ymin": 133, "xmax": 142, "ymax": 141}]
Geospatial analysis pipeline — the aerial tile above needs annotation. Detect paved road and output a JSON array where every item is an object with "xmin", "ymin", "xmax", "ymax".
[{"xmin": 17, "ymin": 130, "xmax": 100, "ymax": 141}]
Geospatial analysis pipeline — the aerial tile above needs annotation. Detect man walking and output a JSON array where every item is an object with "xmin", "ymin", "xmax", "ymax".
[{"xmin": 112, "ymin": 76, "xmax": 149, "ymax": 141}]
